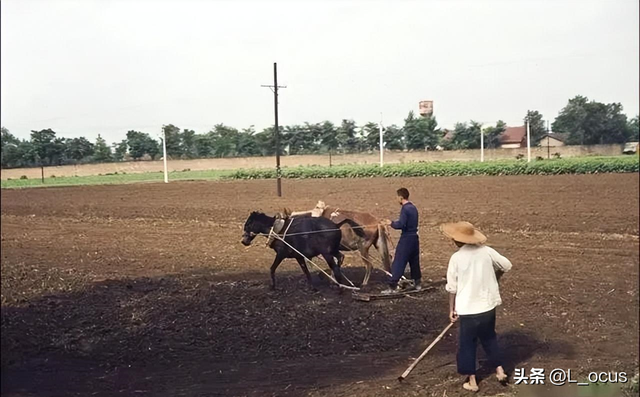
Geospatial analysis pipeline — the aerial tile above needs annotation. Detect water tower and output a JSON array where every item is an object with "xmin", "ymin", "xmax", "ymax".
[{"xmin": 419, "ymin": 100, "xmax": 433, "ymax": 117}]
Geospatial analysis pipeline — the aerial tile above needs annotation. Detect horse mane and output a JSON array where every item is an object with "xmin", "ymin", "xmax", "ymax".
[{"xmin": 248, "ymin": 211, "xmax": 275, "ymax": 223}]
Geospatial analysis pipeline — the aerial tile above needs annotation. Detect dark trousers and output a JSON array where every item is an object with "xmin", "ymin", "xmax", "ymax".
[
  {"xmin": 389, "ymin": 235, "xmax": 421, "ymax": 288},
  {"xmin": 457, "ymin": 308, "xmax": 502, "ymax": 375}
]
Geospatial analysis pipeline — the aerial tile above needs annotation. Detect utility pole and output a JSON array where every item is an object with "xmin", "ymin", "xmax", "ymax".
[
  {"xmin": 379, "ymin": 113, "xmax": 384, "ymax": 167},
  {"xmin": 261, "ymin": 62, "xmax": 287, "ymax": 197},
  {"xmin": 547, "ymin": 120, "xmax": 550, "ymax": 160},
  {"xmin": 480, "ymin": 125, "xmax": 484, "ymax": 162},
  {"xmin": 161, "ymin": 125, "xmax": 168, "ymax": 183},
  {"xmin": 526, "ymin": 120, "xmax": 531, "ymax": 163}
]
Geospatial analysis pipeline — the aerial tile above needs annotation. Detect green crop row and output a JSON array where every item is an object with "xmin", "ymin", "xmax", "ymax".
[
  {"xmin": 223, "ymin": 156, "xmax": 639, "ymax": 180},
  {"xmin": 2, "ymin": 156, "xmax": 636, "ymax": 189}
]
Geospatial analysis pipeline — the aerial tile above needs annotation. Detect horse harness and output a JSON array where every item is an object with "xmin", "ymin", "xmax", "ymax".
[{"xmin": 266, "ymin": 214, "xmax": 295, "ymax": 248}]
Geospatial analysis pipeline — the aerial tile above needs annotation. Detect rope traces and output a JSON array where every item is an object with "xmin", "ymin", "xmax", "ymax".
[
  {"xmin": 343, "ymin": 246, "xmax": 407, "ymax": 281},
  {"xmin": 261, "ymin": 219, "xmax": 403, "ymax": 285},
  {"xmin": 268, "ymin": 233, "xmax": 360, "ymax": 291},
  {"xmin": 264, "ymin": 223, "xmax": 381, "ymax": 237}
]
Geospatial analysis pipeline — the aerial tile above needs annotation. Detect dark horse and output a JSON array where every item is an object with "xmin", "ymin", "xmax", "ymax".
[{"xmin": 241, "ymin": 211, "xmax": 365, "ymax": 290}]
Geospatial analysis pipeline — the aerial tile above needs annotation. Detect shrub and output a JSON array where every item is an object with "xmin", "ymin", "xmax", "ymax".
[
  {"xmin": 222, "ymin": 156, "xmax": 639, "ymax": 180},
  {"xmin": 20, "ymin": 175, "xmax": 27, "ymax": 180}
]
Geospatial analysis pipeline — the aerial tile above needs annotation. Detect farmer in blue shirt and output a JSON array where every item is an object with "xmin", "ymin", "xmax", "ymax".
[{"xmin": 382, "ymin": 188, "xmax": 422, "ymax": 294}]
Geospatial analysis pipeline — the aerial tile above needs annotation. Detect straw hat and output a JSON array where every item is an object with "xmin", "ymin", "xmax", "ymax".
[{"xmin": 440, "ymin": 221, "xmax": 487, "ymax": 244}]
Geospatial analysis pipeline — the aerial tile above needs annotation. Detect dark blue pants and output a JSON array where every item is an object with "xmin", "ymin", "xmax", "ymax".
[
  {"xmin": 389, "ymin": 235, "xmax": 421, "ymax": 288},
  {"xmin": 457, "ymin": 308, "xmax": 502, "ymax": 375}
]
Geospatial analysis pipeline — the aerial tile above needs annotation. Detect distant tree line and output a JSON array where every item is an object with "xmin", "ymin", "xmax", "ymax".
[{"xmin": 2, "ymin": 95, "xmax": 638, "ymax": 169}]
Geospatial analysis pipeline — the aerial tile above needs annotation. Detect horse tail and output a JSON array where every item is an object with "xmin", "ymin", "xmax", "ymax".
[
  {"xmin": 377, "ymin": 224, "xmax": 392, "ymax": 272},
  {"xmin": 335, "ymin": 219, "xmax": 367, "ymax": 239}
]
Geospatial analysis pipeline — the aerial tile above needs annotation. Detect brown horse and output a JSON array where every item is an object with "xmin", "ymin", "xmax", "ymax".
[{"xmin": 290, "ymin": 202, "xmax": 393, "ymax": 287}]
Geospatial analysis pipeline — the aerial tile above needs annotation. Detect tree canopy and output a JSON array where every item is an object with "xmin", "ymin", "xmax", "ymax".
[{"xmin": 2, "ymin": 95, "xmax": 636, "ymax": 169}]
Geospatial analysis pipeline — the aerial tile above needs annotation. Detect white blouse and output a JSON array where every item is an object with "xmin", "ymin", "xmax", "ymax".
[{"xmin": 446, "ymin": 244, "xmax": 513, "ymax": 315}]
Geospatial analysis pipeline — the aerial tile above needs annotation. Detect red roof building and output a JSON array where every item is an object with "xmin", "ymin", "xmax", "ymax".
[{"xmin": 499, "ymin": 126, "xmax": 528, "ymax": 148}]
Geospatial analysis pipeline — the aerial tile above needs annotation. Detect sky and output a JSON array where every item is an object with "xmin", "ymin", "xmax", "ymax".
[{"xmin": 1, "ymin": 0, "xmax": 638, "ymax": 143}]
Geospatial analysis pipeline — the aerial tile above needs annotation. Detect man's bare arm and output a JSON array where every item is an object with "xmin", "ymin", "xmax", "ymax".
[{"xmin": 449, "ymin": 293, "xmax": 457, "ymax": 323}]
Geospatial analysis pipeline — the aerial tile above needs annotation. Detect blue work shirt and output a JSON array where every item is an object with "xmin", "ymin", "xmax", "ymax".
[{"xmin": 391, "ymin": 202, "xmax": 419, "ymax": 236}]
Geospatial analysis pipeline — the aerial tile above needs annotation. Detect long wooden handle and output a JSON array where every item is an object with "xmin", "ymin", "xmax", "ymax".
[{"xmin": 398, "ymin": 322, "xmax": 455, "ymax": 381}]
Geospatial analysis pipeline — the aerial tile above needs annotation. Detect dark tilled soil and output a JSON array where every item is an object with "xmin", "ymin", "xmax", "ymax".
[{"xmin": 1, "ymin": 174, "xmax": 638, "ymax": 397}]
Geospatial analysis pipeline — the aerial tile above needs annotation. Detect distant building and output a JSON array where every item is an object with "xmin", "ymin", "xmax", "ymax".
[
  {"xmin": 537, "ymin": 132, "xmax": 568, "ymax": 147},
  {"xmin": 435, "ymin": 129, "xmax": 454, "ymax": 150},
  {"xmin": 441, "ymin": 129, "xmax": 454, "ymax": 142},
  {"xmin": 623, "ymin": 142, "xmax": 638, "ymax": 154},
  {"xmin": 499, "ymin": 126, "xmax": 528, "ymax": 148}
]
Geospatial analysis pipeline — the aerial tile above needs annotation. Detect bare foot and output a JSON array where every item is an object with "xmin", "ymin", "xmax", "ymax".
[
  {"xmin": 463, "ymin": 376, "xmax": 479, "ymax": 392},
  {"xmin": 463, "ymin": 382, "xmax": 479, "ymax": 392}
]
